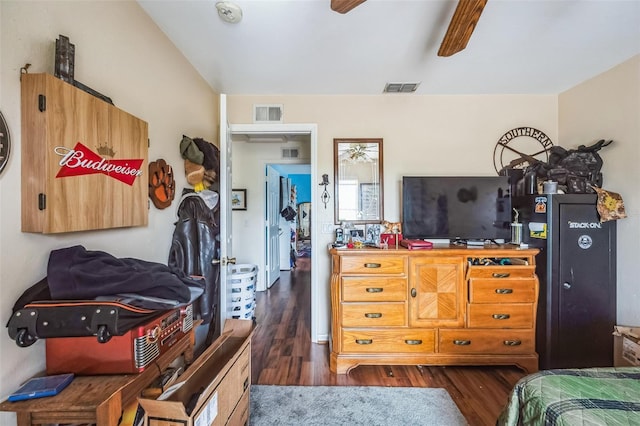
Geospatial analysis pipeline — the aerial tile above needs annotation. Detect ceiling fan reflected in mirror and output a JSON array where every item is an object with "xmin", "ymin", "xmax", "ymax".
[{"xmin": 330, "ymin": 0, "xmax": 488, "ymax": 57}]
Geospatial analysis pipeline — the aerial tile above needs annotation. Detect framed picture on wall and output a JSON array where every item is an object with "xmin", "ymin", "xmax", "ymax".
[{"xmin": 232, "ymin": 189, "xmax": 247, "ymax": 210}]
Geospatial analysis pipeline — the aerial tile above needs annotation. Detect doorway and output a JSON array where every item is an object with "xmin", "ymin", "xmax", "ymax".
[
  {"xmin": 269, "ymin": 165, "xmax": 311, "ymax": 274},
  {"xmin": 229, "ymin": 123, "xmax": 320, "ymax": 342}
]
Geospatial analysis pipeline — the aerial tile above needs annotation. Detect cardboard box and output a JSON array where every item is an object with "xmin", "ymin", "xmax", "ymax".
[
  {"xmin": 613, "ymin": 325, "xmax": 640, "ymax": 367},
  {"xmin": 138, "ymin": 319, "xmax": 253, "ymax": 426}
]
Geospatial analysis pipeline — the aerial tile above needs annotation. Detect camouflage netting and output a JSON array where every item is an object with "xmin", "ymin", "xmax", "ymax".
[{"xmin": 527, "ymin": 139, "xmax": 613, "ymax": 194}]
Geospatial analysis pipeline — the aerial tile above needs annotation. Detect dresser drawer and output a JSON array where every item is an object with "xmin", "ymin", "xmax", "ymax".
[
  {"xmin": 469, "ymin": 278, "xmax": 537, "ymax": 303},
  {"xmin": 213, "ymin": 344, "xmax": 251, "ymax": 426},
  {"xmin": 439, "ymin": 329, "xmax": 534, "ymax": 354},
  {"xmin": 227, "ymin": 388, "xmax": 250, "ymax": 426},
  {"xmin": 342, "ymin": 277, "xmax": 406, "ymax": 302},
  {"xmin": 341, "ymin": 255, "xmax": 405, "ymax": 275},
  {"xmin": 342, "ymin": 303, "xmax": 406, "ymax": 327},
  {"xmin": 467, "ymin": 265, "xmax": 535, "ymax": 279},
  {"xmin": 467, "ymin": 303, "xmax": 534, "ymax": 328},
  {"xmin": 342, "ymin": 329, "xmax": 435, "ymax": 353}
]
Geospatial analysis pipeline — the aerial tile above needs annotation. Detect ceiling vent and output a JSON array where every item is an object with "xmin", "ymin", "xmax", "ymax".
[
  {"xmin": 282, "ymin": 148, "xmax": 300, "ymax": 159},
  {"xmin": 246, "ymin": 134, "xmax": 288, "ymax": 143},
  {"xmin": 383, "ymin": 82, "xmax": 421, "ymax": 93},
  {"xmin": 253, "ymin": 104, "xmax": 283, "ymax": 123}
]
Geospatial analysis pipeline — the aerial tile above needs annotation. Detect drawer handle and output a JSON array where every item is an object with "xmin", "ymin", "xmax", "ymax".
[
  {"xmin": 366, "ymin": 287, "xmax": 383, "ymax": 293},
  {"xmin": 411, "ymin": 288, "xmax": 417, "ymax": 298},
  {"xmin": 492, "ymin": 314, "xmax": 511, "ymax": 320},
  {"xmin": 364, "ymin": 313, "xmax": 382, "ymax": 318},
  {"xmin": 356, "ymin": 339, "xmax": 373, "ymax": 345},
  {"xmin": 503, "ymin": 340, "xmax": 522, "ymax": 346},
  {"xmin": 364, "ymin": 263, "xmax": 382, "ymax": 268},
  {"xmin": 453, "ymin": 339, "xmax": 471, "ymax": 346},
  {"xmin": 243, "ymin": 377, "xmax": 249, "ymax": 391},
  {"xmin": 492, "ymin": 272, "xmax": 511, "ymax": 278},
  {"xmin": 495, "ymin": 288, "xmax": 513, "ymax": 294},
  {"xmin": 404, "ymin": 339, "xmax": 423, "ymax": 345}
]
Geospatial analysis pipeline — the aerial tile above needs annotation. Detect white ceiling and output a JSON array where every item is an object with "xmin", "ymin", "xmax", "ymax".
[{"xmin": 139, "ymin": 0, "xmax": 640, "ymax": 95}]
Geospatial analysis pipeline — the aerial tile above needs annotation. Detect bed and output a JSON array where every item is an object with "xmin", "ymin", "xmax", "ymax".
[{"xmin": 497, "ymin": 367, "xmax": 640, "ymax": 425}]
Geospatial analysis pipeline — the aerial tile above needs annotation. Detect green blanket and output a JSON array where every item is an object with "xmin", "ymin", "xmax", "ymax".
[{"xmin": 497, "ymin": 367, "xmax": 640, "ymax": 425}]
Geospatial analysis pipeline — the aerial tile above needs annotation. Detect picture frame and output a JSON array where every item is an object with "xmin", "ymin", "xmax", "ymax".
[
  {"xmin": 232, "ymin": 189, "xmax": 247, "ymax": 210},
  {"xmin": 349, "ymin": 228, "xmax": 365, "ymax": 242},
  {"xmin": 365, "ymin": 223, "xmax": 382, "ymax": 245}
]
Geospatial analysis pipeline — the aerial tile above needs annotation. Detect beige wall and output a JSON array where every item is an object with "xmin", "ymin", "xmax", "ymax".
[
  {"xmin": 227, "ymin": 95, "xmax": 558, "ymax": 340},
  {"xmin": 559, "ymin": 55, "xmax": 640, "ymax": 325},
  {"xmin": 229, "ymin": 58, "xmax": 640, "ymax": 339},
  {"xmin": 0, "ymin": 1, "xmax": 217, "ymax": 417}
]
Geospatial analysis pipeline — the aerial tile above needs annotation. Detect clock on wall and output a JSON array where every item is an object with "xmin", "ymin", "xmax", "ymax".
[
  {"xmin": 0, "ymin": 111, "xmax": 10, "ymax": 176},
  {"xmin": 493, "ymin": 126, "xmax": 554, "ymax": 174}
]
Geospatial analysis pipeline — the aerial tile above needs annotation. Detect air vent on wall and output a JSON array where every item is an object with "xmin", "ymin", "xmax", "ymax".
[
  {"xmin": 282, "ymin": 148, "xmax": 300, "ymax": 159},
  {"xmin": 383, "ymin": 82, "xmax": 421, "ymax": 93},
  {"xmin": 254, "ymin": 104, "xmax": 283, "ymax": 123}
]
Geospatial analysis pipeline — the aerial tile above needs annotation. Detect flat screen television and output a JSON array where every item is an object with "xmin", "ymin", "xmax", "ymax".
[{"xmin": 401, "ymin": 176, "xmax": 511, "ymax": 242}]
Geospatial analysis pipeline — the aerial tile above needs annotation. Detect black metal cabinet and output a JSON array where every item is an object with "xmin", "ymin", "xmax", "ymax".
[{"xmin": 514, "ymin": 194, "xmax": 616, "ymax": 369}]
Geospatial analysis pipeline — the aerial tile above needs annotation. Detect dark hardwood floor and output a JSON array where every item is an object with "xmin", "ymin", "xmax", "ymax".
[{"xmin": 251, "ymin": 257, "xmax": 527, "ymax": 425}]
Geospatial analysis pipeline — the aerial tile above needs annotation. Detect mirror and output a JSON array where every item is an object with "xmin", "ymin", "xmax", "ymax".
[
  {"xmin": 298, "ymin": 202, "xmax": 311, "ymax": 240},
  {"xmin": 334, "ymin": 138, "xmax": 384, "ymax": 224}
]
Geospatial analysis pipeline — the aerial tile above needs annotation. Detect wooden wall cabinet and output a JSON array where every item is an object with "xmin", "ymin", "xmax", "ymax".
[
  {"xmin": 21, "ymin": 73, "xmax": 148, "ymax": 234},
  {"xmin": 329, "ymin": 246, "xmax": 540, "ymax": 374}
]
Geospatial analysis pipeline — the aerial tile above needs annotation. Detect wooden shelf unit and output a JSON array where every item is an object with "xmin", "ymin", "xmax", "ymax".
[
  {"xmin": 0, "ymin": 330, "xmax": 194, "ymax": 426},
  {"xmin": 0, "ymin": 320, "xmax": 253, "ymax": 426}
]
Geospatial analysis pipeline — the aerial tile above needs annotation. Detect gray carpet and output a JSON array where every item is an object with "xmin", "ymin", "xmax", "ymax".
[{"xmin": 249, "ymin": 385, "xmax": 468, "ymax": 425}]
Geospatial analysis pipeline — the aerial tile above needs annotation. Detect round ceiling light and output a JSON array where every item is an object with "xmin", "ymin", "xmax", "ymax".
[{"xmin": 216, "ymin": 1, "xmax": 243, "ymax": 24}]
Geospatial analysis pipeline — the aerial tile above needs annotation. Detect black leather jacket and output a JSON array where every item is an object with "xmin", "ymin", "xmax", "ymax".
[{"xmin": 168, "ymin": 190, "xmax": 220, "ymax": 334}]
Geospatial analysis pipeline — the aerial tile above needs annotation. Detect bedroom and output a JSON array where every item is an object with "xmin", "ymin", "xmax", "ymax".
[{"xmin": 0, "ymin": 1, "xmax": 638, "ymax": 425}]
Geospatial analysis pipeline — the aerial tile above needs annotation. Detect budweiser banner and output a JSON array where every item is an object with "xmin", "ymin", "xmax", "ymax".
[{"xmin": 55, "ymin": 142, "xmax": 144, "ymax": 186}]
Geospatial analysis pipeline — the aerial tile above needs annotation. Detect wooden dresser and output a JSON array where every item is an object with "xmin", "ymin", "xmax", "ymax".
[{"xmin": 329, "ymin": 245, "xmax": 540, "ymax": 374}]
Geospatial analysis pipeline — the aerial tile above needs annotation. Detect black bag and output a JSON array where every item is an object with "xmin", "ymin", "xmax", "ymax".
[
  {"xmin": 281, "ymin": 205, "xmax": 297, "ymax": 221},
  {"xmin": 533, "ymin": 139, "xmax": 612, "ymax": 194}
]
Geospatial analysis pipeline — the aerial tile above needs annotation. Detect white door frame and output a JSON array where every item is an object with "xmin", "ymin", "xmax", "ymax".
[
  {"xmin": 229, "ymin": 123, "xmax": 319, "ymax": 343},
  {"xmin": 218, "ymin": 94, "xmax": 232, "ymax": 330},
  {"xmin": 265, "ymin": 165, "xmax": 281, "ymax": 287}
]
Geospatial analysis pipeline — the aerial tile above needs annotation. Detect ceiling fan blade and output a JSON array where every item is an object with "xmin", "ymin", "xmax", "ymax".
[
  {"xmin": 331, "ymin": 0, "xmax": 366, "ymax": 14},
  {"xmin": 438, "ymin": 0, "xmax": 488, "ymax": 57}
]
